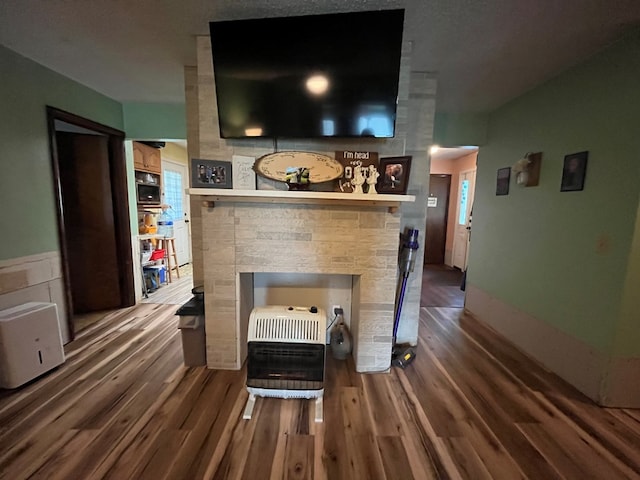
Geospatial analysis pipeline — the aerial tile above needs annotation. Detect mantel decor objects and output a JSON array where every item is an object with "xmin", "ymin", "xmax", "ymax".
[
  {"xmin": 232, "ymin": 155, "xmax": 257, "ymax": 190},
  {"xmin": 253, "ymin": 151, "xmax": 343, "ymax": 185},
  {"xmin": 377, "ymin": 156, "xmax": 412, "ymax": 194},
  {"xmin": 191, "ymin": 158, "xmax": 233, "ymax": 189},
  {"xmin": 334, "ymin": 150, "xmax": 379, "ymax": 193},
  {"xmin": 560, "ymin": 151, "xmax": 588, "ymax": 192}
]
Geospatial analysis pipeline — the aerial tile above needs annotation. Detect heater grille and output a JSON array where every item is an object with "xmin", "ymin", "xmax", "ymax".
[
  {"xmin": 253, "ymin": 316, "xmax": 320, "ymax": 343},
  {"xmin": 247, "ymin": 342, "xmax": 324, "ymax": 390},
  {"xmin": 248, "ymin": 306, "xmax": 326, "ymax": 344}
]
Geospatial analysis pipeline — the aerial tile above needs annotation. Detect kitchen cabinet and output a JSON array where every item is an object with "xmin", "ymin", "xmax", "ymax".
[{"xmin": 133, "ymin": 141, "xmax": 162, "ymax": 174}]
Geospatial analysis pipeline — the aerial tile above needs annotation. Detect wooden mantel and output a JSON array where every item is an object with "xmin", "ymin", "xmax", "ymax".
[{"xmin": 187, "ymin": 188, "xmax": 416, "ymax": 213}]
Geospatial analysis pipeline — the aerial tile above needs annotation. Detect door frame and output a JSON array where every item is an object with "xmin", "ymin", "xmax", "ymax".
[{"xmin": 46, "ymin": 107, "xmax": 135, "ymax": 340}]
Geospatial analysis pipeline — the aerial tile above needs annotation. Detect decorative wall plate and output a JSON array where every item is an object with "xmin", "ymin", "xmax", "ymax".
[{"xmin": 254, "ymin": 151, "xmax": 343, "ymax": 184}]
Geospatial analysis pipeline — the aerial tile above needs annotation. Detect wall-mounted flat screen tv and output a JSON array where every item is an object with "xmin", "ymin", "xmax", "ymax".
[{"xmin": 209, "ymin": 9, "xmax": 405, "ymax": 139}]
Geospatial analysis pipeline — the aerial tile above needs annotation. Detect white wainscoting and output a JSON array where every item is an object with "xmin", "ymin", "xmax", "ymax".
[{"xmin": 0, "ymin": 252, "xmax": 70, "ymax": 343}]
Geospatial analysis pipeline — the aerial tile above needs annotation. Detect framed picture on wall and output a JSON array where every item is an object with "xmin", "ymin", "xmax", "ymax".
[
  {"xmin": 496, "ymin": 167, "xmax": 511, "ymax": 195},
  {"xmin": 377, "ymin": 156, "xmax": 412, "ymax": 194},
  {"xmin": 560, "ymin": 151, "xmax": 588, "ymax": 192},
  {"xmin": 191, "ymin": 158, "xmax": 233, "ymax": 189}
]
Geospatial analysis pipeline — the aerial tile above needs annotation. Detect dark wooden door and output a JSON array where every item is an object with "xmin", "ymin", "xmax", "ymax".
[
  {"xmin": 424, "ymin": 174, "xmax": 451, "ymax": 264},
  {"xmin": 56, "ymin": 132, "xmax": 122, "ymax": 313}
]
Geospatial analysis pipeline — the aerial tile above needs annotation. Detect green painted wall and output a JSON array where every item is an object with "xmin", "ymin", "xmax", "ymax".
[
  {"xmin": 0, "ymin": 46, "xmax": 124, "ymax": 261},
  {"xmin": 468, "ymin": 31, "xmax": 640, "ymax": 355},
  {"xmin": 123, "ymin": 102, "xmax": 186, "ymax": 140},
  {"xmin": 614, "ymin": 199, "xmax": 640, "ymax": 356},
  {"xmin": 433, "ymin": 112, "xmax": 489, "ymax": 147}
]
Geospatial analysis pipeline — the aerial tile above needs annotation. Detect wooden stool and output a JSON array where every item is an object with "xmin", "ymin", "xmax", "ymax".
[{"xmin": 157, "ymin": 237, "xmax": 180, "ymax": 283}]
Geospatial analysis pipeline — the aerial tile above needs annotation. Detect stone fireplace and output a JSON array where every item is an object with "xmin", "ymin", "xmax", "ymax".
[
  {"xmin": 197, "ymin": 198, "xmax": 404, "ymax": 372},
  {"xmin": 184, "ymin": 35, "xmax": 437, "ymax": 372}
]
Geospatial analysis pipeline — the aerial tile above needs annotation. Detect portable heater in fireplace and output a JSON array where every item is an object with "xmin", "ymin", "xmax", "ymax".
[{"xmin": 243, "ymin": 305, "xmax": 326, "ymax": 422}]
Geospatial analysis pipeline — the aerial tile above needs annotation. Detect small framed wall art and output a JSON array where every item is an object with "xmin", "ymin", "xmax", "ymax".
[
  {"xmin": 560, "ymin": 151, "xmax": 588, "ymax": 192},
  {"xmin": 377, "ymin": 156, "xmax": 412, "ymax": 194},
  {"xmin": 496, "ymin": 167, "xmax": 511, "ymax": 195},
  {"xmin": 191, "ymin": 158, "xmax": 233, "ymax": 189}
]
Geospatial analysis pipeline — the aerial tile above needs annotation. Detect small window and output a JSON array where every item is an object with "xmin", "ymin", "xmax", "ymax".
[
  {"xmin": 458, "ymin": 179, "xmax": 469, "ymax": 225},
  {"xmin": 163, "ymin": 170, "xmax": 184, "ymax": 219}
]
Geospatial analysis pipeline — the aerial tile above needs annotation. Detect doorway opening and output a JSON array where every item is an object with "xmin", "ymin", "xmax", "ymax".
[
  {"xmin": 135, "ymin": 140, "xmax": 194, "ymax": 306},
  {"xmin": 423, "ymin": 146, "xmax": 478, "ymax": 307},
  {"xmin": 46, "ymin": 107, "xmax": 135, "ymax": 340}
]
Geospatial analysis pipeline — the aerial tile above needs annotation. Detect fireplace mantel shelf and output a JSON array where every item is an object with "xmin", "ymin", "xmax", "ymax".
[{"xmin": 188, "ymin": 188, "xmax": 415, "ymax": 213}]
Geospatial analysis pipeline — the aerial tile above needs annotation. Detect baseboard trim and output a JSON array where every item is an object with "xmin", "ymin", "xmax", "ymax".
[
  {"xmin": 602, "ymin": 356, "xmax": 640, "ymax": 407},
  {"xmin": 465, "ymin": 284, "xmax": 640, "ymax": 407}
]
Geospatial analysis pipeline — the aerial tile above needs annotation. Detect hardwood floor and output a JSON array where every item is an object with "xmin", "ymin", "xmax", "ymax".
[
  {"xmin": 141, "ymin": 263, "xmax": 195, "ymax": 305},
  {"xmin": 74, "ymin": 264, "xmax": 193, "ymax": 334},
  {"xmin": 421, "ymin": 264, "xmax": 465, "ymax": 307},
  {"xmin": 1, "ymin": 305, "xmax": 639, "ymax": 478}
]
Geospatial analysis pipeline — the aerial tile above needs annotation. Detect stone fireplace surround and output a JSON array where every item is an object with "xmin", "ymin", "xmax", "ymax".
[
  {"xmin": 185, "ymin": 35, "xmax": 436, "ymax": 373},
  {"xmin": 195, "ymin": 194, "xmax": 411, "ymax": 372}
]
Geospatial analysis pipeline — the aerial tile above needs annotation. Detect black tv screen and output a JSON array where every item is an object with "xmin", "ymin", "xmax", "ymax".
[{"xmin": 209, "ymin": 9, "xmax": 405, "ymax": 139}]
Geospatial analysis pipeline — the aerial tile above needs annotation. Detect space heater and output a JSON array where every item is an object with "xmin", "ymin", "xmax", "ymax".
[{"xmin": 243, "ymin": 305, "xmax": 326, "ymax": 422}]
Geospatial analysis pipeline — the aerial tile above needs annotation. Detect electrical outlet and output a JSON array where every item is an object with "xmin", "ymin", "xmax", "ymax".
[{"xmin": 332, "ymin": 305, "xmax": 343, "ymax": 316}]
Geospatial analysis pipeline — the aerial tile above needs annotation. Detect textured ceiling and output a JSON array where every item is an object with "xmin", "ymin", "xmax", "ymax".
[{"xmin": 1, "ymin": 0, "xmax": 639, "ymax": 113}]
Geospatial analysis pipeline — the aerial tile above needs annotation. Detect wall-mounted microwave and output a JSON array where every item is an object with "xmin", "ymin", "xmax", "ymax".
[
  {"xmin": 136, "ymin": 183, "xmax": 161, "ymax": 205},
  {"xmin": 135, "ymin": 171, "xmax": 161, "ymax": 205}
]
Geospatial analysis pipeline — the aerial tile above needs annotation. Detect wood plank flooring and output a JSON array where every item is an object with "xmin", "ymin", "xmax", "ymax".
[
  {"xmin": 141, "ymin": 264, "xmax": 195, "ymax": 305},
  {"xmin": 1, "ymin": 304, "xmax": 639, "ymax": 479},
  {"xmin": 421, "ymin": 264, "xmax": 465, "ymax": 307},
  {"xmin": 75, "ymin": 264, "xmax": 193, "ymax": 333}
]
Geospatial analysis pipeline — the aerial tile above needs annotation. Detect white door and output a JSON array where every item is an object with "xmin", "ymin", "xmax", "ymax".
[
  {"xmin": 452, "ymin": 169, "xmax": 476, "ymax": 270},
  {"xmin": 162, "ymin": 161, "xmax": 191, "ymax": 266}
]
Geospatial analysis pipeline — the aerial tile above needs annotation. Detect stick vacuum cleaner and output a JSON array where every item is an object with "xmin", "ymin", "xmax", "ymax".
[{"xmin": 391, "ymin": 228, "xmax": 420, "ymax": 368}]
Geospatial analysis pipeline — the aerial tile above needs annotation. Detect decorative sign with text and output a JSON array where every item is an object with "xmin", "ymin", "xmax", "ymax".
[
  {"xmin": 334, "ymin": 151, "xmax": 379, "ymax": 193},
  {"xmin": 232, "ymin": 155, "xmax": 257, "ymax": 190}
]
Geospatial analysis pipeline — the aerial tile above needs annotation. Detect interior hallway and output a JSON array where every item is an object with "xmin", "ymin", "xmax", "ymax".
[{"xmin": 421, "ymin": 264, "xmax": 465, "ymax": 308}]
